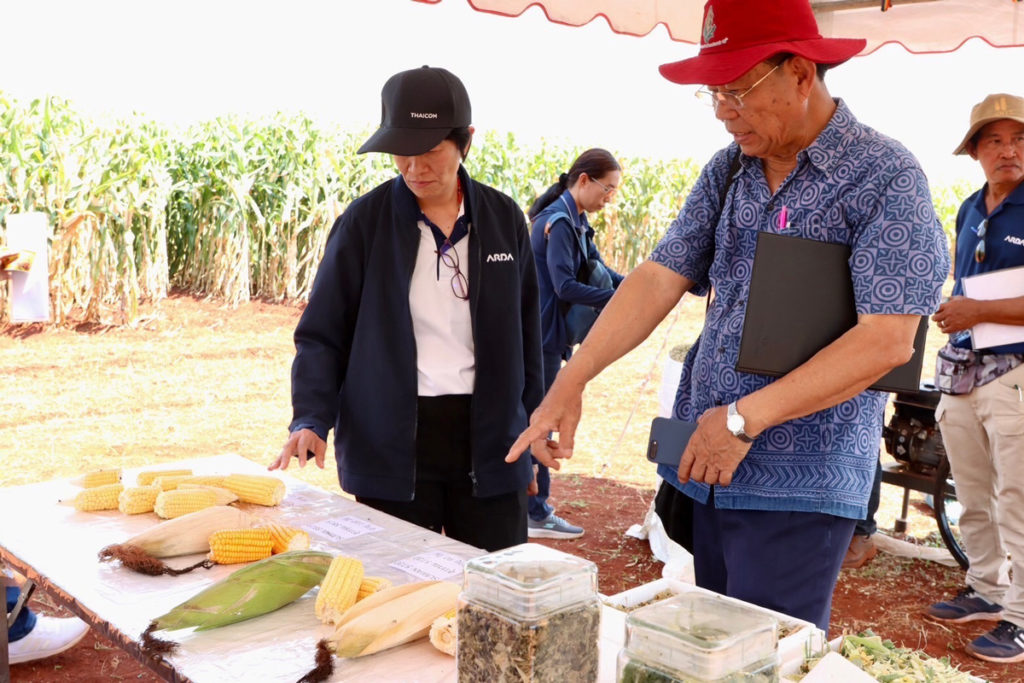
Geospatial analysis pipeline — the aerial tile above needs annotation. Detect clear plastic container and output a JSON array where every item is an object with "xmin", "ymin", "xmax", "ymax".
[
  {"xmin": 457, "ymin": 542, "xmax": 600, "ymax": 682},
  {"xmin": 616, "ymin": 593, "xmax": 779, "ymax": 682}
]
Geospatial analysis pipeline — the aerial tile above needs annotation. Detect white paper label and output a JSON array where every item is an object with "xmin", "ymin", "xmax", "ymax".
[
  {"xmin": 308, "ymin": 516, "xmax": 384, "ymax": 542},
  {"xmin": 390, "ymin": 550, "xmax": 465, "ymax": 581}
]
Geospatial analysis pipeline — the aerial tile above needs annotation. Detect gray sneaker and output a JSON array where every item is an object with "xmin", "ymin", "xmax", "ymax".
[{"xmin": 528, "ymin": 513, "xmax": 584, "ymax": 539}]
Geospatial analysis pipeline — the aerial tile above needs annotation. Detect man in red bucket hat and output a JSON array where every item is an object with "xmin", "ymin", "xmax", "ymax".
[{"xmin": 509, "ymin": 0, "xmax": 950, "ymax": 633}]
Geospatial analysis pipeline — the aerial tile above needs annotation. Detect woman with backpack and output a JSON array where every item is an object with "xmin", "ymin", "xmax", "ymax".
[{"xmin": 526, "ymin": 148, "xmax": 625, "ymax": 539}]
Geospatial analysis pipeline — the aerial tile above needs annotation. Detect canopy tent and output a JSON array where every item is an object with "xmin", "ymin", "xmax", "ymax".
[{"xmin": 414, "ymin": 0, "xmax": 1024, "ymax": 54}]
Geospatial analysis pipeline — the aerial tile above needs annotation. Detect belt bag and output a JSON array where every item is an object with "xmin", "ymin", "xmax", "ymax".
[{"xmin": 935, "ymin": 345, "xmax": 976, "ymax": 395}]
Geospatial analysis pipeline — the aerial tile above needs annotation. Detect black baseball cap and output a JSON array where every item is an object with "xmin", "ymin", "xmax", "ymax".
[{"xmin": 357, "ymin": 66, "xmax": 472, "ymax": 156}]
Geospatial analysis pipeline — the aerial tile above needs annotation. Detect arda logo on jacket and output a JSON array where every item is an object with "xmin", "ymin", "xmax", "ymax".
[{"xmin": 486, "ymin": 252, "xmax": 514, "ymax": 262}]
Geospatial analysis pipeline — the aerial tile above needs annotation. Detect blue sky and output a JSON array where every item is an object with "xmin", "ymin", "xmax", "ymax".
[{"xmin": 4, "ymin": 0, "xmax": 1022, "ymax": 186}]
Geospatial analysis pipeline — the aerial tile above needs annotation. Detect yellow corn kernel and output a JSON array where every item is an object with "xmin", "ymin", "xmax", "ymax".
[
  {"xmin": 315, "ymin": 556, "xmax": 364, "ymax": 624},
  {"xmin": 151, "ymin": 474, "xmax": 194, "ymax": 491},
  {"xmin": 118, "ymin": 485, "xmax": 161, "ymax": 514},
  {"xmin": 356, "ymin": 576, "xmax": 393, "ymax": 601},
  {"xmin": 176, "ymin": 475, "xmax": 226, "ymax": 488},
  {"xmin": 137, "ymin": 468, "xmax": 193, "ymax": 486},
  {"xmin": 154, "ymin": 488, "xmax": 218, "ymax": 519},
  {"xmin": 71, "ymin": 483, "xmax": 124, "ymax": 511},
  {"xmin": 207, "ymin": 528, "xmax": 274, "ymax": 564},
  {"xmin": 266, "ymin": 523, "xmax": 310, "ymax": 554},
  {"xmin": 71, "ymin": 468, "xmax": 121, "ymax": 488},
  {"xmin": 220, "ymin": 474, "xmax": 285, "ymax": 506}
]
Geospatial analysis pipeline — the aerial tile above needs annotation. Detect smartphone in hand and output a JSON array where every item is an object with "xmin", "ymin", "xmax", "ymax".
[{"xmin": 646, "ymin": 417, "xmax": 698, "ymax": 468}]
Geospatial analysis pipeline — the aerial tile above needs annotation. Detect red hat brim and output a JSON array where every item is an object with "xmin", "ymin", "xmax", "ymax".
[{"xmin": 659, "ymin": 37, "xmax": 866, "ymax": 86}]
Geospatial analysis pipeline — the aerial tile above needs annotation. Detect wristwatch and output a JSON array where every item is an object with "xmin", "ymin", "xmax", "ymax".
[{"xmin": 726, "ymin": 401, "xmax": 754, "ymax": 443}]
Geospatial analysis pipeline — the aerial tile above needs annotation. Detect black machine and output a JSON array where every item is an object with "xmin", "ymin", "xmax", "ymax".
[{"xmin": 880, "ymin": 383, "xmax": 967, "ymax": 568}]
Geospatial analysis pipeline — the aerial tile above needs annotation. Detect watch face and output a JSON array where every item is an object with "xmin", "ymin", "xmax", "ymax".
[{"xmin": 726, "ymin": 413, "xmax": 744, "ymax": 434}]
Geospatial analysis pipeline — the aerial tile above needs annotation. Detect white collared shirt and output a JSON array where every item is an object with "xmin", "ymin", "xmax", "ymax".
[{"xmin": 409, "ymin": 208, "xmax": 475, "ymax": 396}]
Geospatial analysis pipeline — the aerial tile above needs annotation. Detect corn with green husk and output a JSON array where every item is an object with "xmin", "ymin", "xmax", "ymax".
[{"xmin": 140, "ymin": 550, "xmax": 333, "ymax": 655}]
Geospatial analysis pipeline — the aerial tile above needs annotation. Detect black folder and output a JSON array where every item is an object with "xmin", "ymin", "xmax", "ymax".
[{"xmin": 736, "ymin": 232, "xmax": 927, "ymax": 394}]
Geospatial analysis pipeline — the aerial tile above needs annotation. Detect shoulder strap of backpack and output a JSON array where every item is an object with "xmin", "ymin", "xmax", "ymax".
[{"xmin": 706, "ymin": 148, "xmax": 743, "ymax": 313}]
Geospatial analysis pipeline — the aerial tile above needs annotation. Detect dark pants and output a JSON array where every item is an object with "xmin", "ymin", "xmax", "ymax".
[
  {"xmin": 356, "ymin": 395, "xmax": 526, "ymax": 552},
  {"xmin": 6, "ymin": 585, "xmax": 36, "ymax": 642},
  {"xmin": 528, "ymin": 351, "xmax": 564, "ymax": 521},
  {"xmin": 692, "ymin": 491, "xmax": 856, "ymax": 634},
  {"xmin": 854, "ymin": 457, "xmax": 882, "ymax": 537}
]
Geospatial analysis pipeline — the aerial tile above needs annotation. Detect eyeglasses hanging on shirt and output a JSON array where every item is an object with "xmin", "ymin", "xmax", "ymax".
[
  {"xmin": 421, "ymin": 181, "xmax": 471, "ymax": 301},
  {"xmin": 974, "ymin": 218, "xmax": 988, "ymax": 263}
]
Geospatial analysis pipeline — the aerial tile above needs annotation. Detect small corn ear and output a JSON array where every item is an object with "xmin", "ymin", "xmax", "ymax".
[
  {"xmin": 220, "ymin": 474, "xmax": 286, "ymax": 506},
  {"xmin": 67, "ymin": 483, "xmax": 124, "ymax": 511},
  {"xmin": 137, "ymin": 469, "xmax": 193, "ymax": 486},
  {"xmin": 118, "ymin": 485, "xmax": 161, "ymax": 514},
  {"xmin": 315, "ymin": 556, "xmax": 364, "ymax": 625},
  {"xmin": 266, "ymin": 523, "xmax": 310, "ymax": 554},
  {"xmin": 208, "ymin": 528, "xmax": 274, "ymax": 564},
  {"xmin": 71, "ymin": 468, "xmax": 121, "ymax": 488}
]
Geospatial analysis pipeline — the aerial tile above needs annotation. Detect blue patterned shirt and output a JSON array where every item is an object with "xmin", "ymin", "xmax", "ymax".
[{"xmin": 651, "ymin": 100, "xmax": 950, "ymax": 519}]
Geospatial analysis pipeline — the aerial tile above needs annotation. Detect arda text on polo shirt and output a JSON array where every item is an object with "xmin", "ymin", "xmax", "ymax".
[{"xmin": 486, "ymin": 252, "xmax": 514, "ymax": 262}]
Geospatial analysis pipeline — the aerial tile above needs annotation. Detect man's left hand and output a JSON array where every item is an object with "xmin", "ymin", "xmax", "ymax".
[{"xmin": 677, "ymin": 405, "xmax": 753, "ymax": 486}]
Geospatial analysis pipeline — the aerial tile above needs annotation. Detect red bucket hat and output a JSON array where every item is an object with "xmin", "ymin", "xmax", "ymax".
[{"xmin": 660, "ymin": 0, "xmax": 866, "ymax": 86}]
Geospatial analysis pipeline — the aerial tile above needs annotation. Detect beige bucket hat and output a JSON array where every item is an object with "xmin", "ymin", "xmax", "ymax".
[{"xmin": 954, "ymin": 93, "xmax": 1024, "ymax": 155}]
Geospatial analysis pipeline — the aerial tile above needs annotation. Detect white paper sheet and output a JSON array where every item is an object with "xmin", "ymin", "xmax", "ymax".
[{"xmin": 962, "ymin": 265, "xmax": 1024, "ymax": 349}]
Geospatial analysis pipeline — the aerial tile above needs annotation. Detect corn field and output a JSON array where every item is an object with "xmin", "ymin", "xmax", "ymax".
[{"xmin": 0, "ymin": 94, "xmax": 968, "ymax": 325}]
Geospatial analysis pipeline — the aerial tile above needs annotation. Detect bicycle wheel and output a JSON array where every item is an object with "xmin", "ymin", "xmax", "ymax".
[{"xmin": 933, "ymin": 456, "xmax": 968, "ymax": 569}]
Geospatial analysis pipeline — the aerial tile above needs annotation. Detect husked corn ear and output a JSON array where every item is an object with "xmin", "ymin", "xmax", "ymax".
[
  {"xmin": 220, "ymin": 474, "xmax": 285, "ymax": 506},
  {"xmin": 208, "ymin": 528, "xmax": 274, "ymax": 564},
  {"xmin": 137, "ymin": 468, "xmax": 192, "ymax": 486},
  {"xmin": 71, "ymin": 468, "xmax": 121, "ymax": 488},
  {"xmin": 357, "ymin": 576, "xmax": 393, "ymax": 601},
  {"xmin": 118, "ymin": 485, "xmax": 161, "ymax": 514},
  {"xmin": 176, "ymin": 484, "xmax": 238, "ymax": 505},
  {"xmin": 429, "ymin": 608, "xmax": 457, "ymax": 656},
  {"xmin": 151, "ymin": 474, "xmax": 193, "ymax": 491},
  {"xmin": 315, "ymin": 556, "xmax": 364, "ymax": 624},
  {"xmin": 266, "ymin": 523, "xmax": 310, "ymax": 554},
  {"xmin": 154, "ymin": 488, "xmax": 218, "ymax": 519},
  {"xmin": 176, "ymin": 475, "xmax": 226, "ymax": 487},
  {"xmin": 69, "ymin": 483, "xmax": 124, "ymax": 511}
]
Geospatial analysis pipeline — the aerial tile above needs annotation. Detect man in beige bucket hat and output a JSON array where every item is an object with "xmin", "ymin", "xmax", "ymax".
[{"xmin": 928, "ymin": 93, "xmax": 1024, "ymax": 664}]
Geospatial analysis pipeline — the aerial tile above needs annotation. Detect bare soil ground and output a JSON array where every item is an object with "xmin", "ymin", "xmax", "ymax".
[{"xmin": 2, "ymin": 292, "xmax": 1016, "ymax": 682}]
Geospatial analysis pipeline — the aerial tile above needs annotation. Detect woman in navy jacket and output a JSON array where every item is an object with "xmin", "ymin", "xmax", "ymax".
[
  {"xmin": 270, "ymin": 66, "xmax": 543, "ymax": 551},
  {"xmin": 525, "ymin": 149, "xmax": 624, "ymax": 539}
]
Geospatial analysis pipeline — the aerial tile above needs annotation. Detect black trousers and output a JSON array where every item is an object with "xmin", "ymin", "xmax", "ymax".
[{"xmin": 357, "ymin": 395, "xmax": 526, "ymax": 552}]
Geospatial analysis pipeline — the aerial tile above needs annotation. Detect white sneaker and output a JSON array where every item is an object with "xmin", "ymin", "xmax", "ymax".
[{"xmin": 8, "ymin": 615, "xmax": 90, "ymax": 664}]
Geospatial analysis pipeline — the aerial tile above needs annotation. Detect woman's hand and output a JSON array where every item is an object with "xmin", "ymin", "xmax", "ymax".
[{"xmin": 268, "ymin": 428, "xmax": 327, "ymax": 471}]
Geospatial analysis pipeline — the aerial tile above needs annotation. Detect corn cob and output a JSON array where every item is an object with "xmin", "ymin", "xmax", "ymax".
[
  {"xmin": 145, "ymin": 550, "xmax": 333, "ymax": 634},
  {"xmin": 428, "ymin": 608, "xmax": 457, "ymax": 656},
  {"xmin": 150, "ymin": 474, "xmax": 194, "ymax": 491},
  {"xmin": 70, "ymin": 468, "xmax": 121, "ymax": 488},
  {"xmin": 154, "ymin": 488, "xmax": 219, "ymax": 519},
  {"xmin": 220, "ymin": 474, "xmax": 286, "ymax": 505},
  {"xmin": 118, "ymin": 485, "xmax": 161, "ymax": 514},
  {"xmin": 208, "ymin": 528, "xmax": 274, "ymax": 564},
  {"xmin": 315, "ymin": 556, "xmax": 364, "ymax": 625},
  {"xmin": 176, "ymin": 475, "xmax": 226, "ymax": 488},
  {"xmin": 357, "ymin": 576, "xmax": 392, "ymax": 601},
  {"xmin": 176, "ymin": 484, "xmax": 238, "ymax": 504},
  {"xmin": 137, "ymin": 468, "xmax": 193, "ymax": 486},
  {"xmin": 266, "ymin": 523, "xmax": 310, "ymax": 554},
  {"xmin": 66, "ymin": 483, "xmax": 124, "ymax": 511}
]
